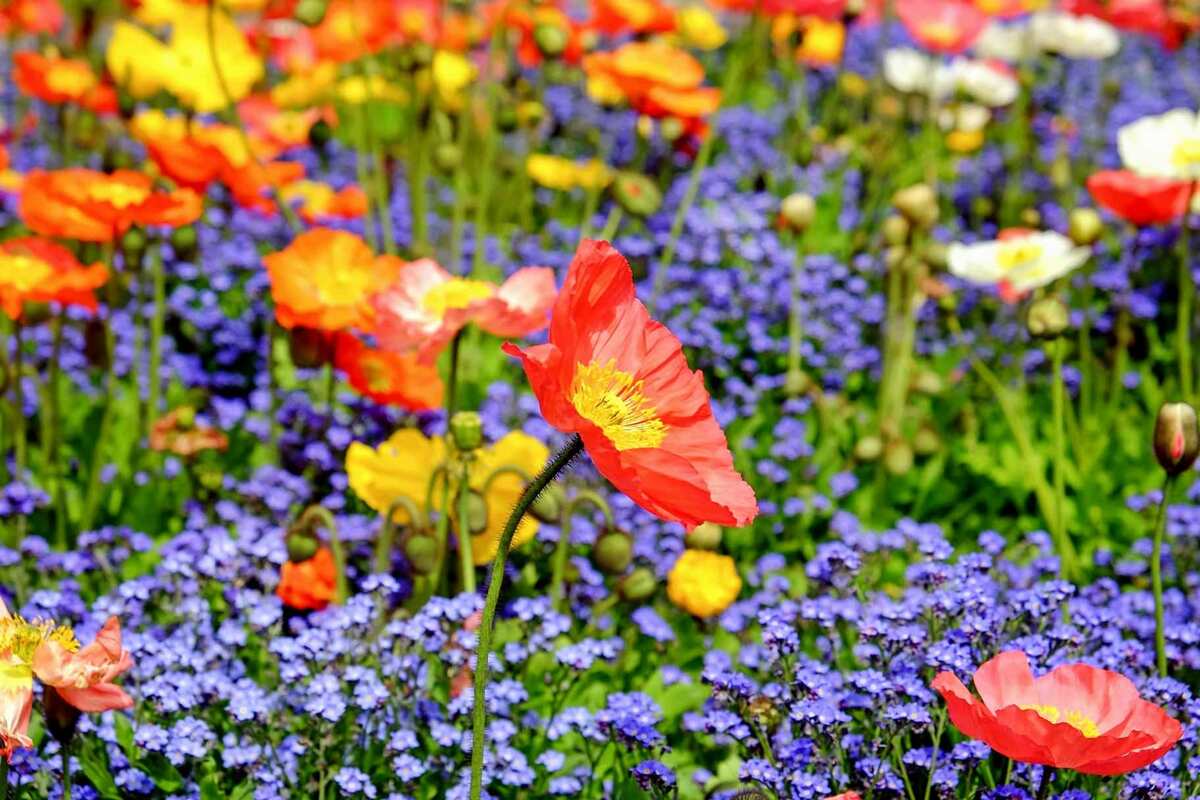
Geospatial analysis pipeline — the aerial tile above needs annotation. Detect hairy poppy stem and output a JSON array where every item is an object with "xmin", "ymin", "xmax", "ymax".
[
  {"xmin": 470, "ymin": 435, "xmax": 583, "ymax": 800},
  {"xmin": 1152, "ymin": 473, "xmax": 1176, "ymax": 677}
]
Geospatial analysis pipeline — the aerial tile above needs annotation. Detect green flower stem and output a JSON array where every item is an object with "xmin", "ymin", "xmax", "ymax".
[
  {"xmin": 651, "ymin": 133, "xmax": 713, "ymax": 313},
  {"xmin": 551, "ymin": 489, "xmax": 614, "ymax": 612},
  {"xmin": 457, "ymin": 455, "xmax": 477, "ymax": 594},
  {"xmin": 1178, "ymin": 182, "xmax": 1196, "ymax": 401},
  {"xmin": 1152, "ymin": 473, "xmax": 1176, "ymax": 677},
  {"xmin": 446, "ymin": 329, "xmax": 463, "ymax": 417},
  {"xmin": 61, "ymin": 742, "xmax": 70, "ymax": 800},
  {"xmin": 47, "ymin": 311, "xmax": 67, "ymax": 547},
  {"xmin": 146, "ymin": 242, "xmax": 165, "ymax": 441},
  {"xmin": 1050, "ymin": 337, "xmax": 1070, "ymax": 571},
  {"xmin": 297, "ymin": 505, "xmax": 348, "ymax": 603},
  {"xmin": 351, "ymin": 103, "xmax": 380, "ymax": 252},
  {"xmin": 788, "ymin": 234, "xmax": 806, "ymax": 378},
  {"xmin": 470, "ymin": 435, "xmax": 583, "ymax": 800},
  {"xmin": 408, "ymin": 104, "xmax": 430, "ymax": 256},
  {"xmin": 81, "ymin": 244, "xmax": 117, "ymax": 534},
  {"xmin": 374, "ymin": 495, "xmax": 426, "ymax": 574},
  {"xmin": 9, "ymin": 319, "xmax": 25, "ymax": 477},
  {"xmin": 449, "ymin": 106, "xmax": 472, "ymax": 272},
  {"xmin": 598, "ymin": 206, "xmax": 624, "ymax": 243}
]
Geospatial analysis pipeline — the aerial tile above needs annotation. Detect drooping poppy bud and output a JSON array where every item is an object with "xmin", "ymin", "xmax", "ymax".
[
  {"xmin": 404, "ymin": 533, "xmax": 437, "ymax": 575},
  {"xmin": 688, "ymin": 522, "xmax": 723, "ymax": 550},
  {"xmin": 1068, "ymin": 207, "xmax": 1103, "ymax": 246},
  {"xmin": 780, "ymin": 193, "xmax": 816, "ymax": 232},
  {"xmin": 1154, "ymin": 402, "xmax": 1200, "ymax": 476},
  {"xmin": 1026, "ymin": 296, "xmax": 1070, "ymax": 340},
  {"xmin": 530, "ymin": 482, "xmax": 564, "ymax": 523},
  {"xmin": 613, "ymin": 172, "xmax": 663, "ymax": 217},
  {"xmin": 593, "ymin": 529, "xmax": 633, "ymax": 575},
  {"xmin": 892, "ymin": 184, "xmax": 938, "ymax": 229},
  {"xmin": 617, "ymin": 566, "xmax": 657, "ymax": 601}
]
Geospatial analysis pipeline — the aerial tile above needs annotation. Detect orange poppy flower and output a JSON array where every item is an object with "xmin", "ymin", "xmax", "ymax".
[
  {"xmin": 311, "ymin": 0, "xmax": 396, "ymax": 62},
  {"xmin": 0, "ymin": 238, "xmax": 108, "ymax": 320},
  {"xmin": 584, "ymin": 41, "xmax": 721, "ymax": 130},
  {"xmin": 373, "ymin": 260, "xmax": 556, "ymax": 363},
  {"xmin": 276, "ymin": 547, "xmax": 338, "ymax": 611},
  {"xmin": 933, "ymin": 651, "xmax": 1183, "ymax": 775},
  {"xmin": 897, "ymin": 0, "xmax": 988, "ymax": 53},
  {"xmin": 280, "ymin": 181, "xmax": 368, "ymax": 223},
  {"xmin": 0, "ymin": 0, "xmax": 63, "ymax": 35},
  {"xmin": 12, "ymin": 52, "xmax": 117, "ymax": 115},
  {"xmin": 591, "ymin": 0, "xmax": 677, "ymax": 35},
  {"xmin": 496, "ymin": 2, "xmax": 589, "ymax": 67},
  {"xmin": 502, "ymin": 239, "xmax": 758, "ymax": 530},
  {"xmin": 237, "ymin": 96, "xmax": 323, "ymax": 154},
  {"xmin": 264, "ymin": 228, "xmax": 403, "ymax": 333},
  {"xmin": 19, "ymin": 169, "xmax": 202, "ymax": 243},
  {"xmin": 334, "ymin": 333, "xmax": 444, "ymax": 410}
]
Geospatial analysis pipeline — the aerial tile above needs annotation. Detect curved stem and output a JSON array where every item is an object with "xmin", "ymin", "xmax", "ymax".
[
  {"xmin": 470, "ymin": 435, "xmax": 583, "ymax": 800},
  {"xmin": 551, "ymin": 489, "xmax": 614, "ymax": 612},
  {"xmin": 1152, "ymin": 473, "xmax": 1176, "ymax": 677},
  {"xmin": 457, "ymin": 456, "xmax": 476, "ymax": 594},
  {"xmin": 446, "ymin": 329, "xmax": 463, "ymax": 418},
  {"xmin": 1050, "ymin": 338, "xmax": 1071, "ymax": 578},
  {"xmin": 374, "ymin": 495, "xmax": 426, "ymax": 574},
  {"xmin": 480, "ymin": 465, "xmax": 532, "ymax": 495},
  {"xmin": 297, "ymin": 505, "xmax": 348, "ymax": 603}
]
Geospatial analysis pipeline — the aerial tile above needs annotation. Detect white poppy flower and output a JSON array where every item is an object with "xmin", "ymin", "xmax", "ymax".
[
  {"xmin": 883, "ymin": 47, "xmax": 955, "ymax": 99},
  {"xmin": 947, "ymin": 231, "xmax": 1090, "ymax": 295},
  {"xmin": 1030, "ymin": 11, "xmax": 1120, "ymax": 59},
  {"xmin": 1117, "ymin": 108, "xmax": 1200, "ymax": 181},
  {"xmin": 973, "ymin": 22, "xmax": 1034, "ymax": 63},
  {"xmin": 950, "ymin": 58, "xmax": 1019, "ymax": 107}
]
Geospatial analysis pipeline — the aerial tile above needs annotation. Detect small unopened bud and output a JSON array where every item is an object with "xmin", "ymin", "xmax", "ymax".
[
  {"xmin": 1154, "ymin": 402, "xmax": 1200, "ymax": 476},
  {"xmin": 171, "ymin": 224, "xmax": 198, "ymax": 261},
  {"xmin": 464, "ymin": 490, "xmax": 488, "ymax": 535},
  {"xmin": 688, "ymin": 522, "xmax": 722, "ymax": 550},
  {"xmin": 780, "ymin": 193, "xmax": 816, "ymax": 231},
  {"xmin": 923, "ymin": 241, "xmax": 948, "ymax": 269},
  {"xmin": 404, "ymin": 533, "xmax": 438, "ymax": 575},
  {"xmin": 613, "ymin": 172, "xmax": 663, "ymax": 217},
  {"xmin": 882, "ymin": 215, "xmax": 910, "ymax": 246},
  {"xmin": 854, "ymin": 435, "xmax": 883, "ymax": 462},
  {"xmin": 533, "ymin": 22, "xmax": 569, "ymax": 57},
  {"xmin": 122, "ymin": 227, "xmax": 147, "ymax": 268},
  {"xmin": 1020, "ymin": 207, "xmax": 1041, "ymax": 228},
  {"xmin": 450, "ymin": 411, "xmax": 483, "ymax": 451},
  {"xmin": 785, "ymin": 367, "xmax": 812, "ymax": 397},
  {"xmin": 618, "ymin": 566, "xmax": 657, "ymax": 601},
  {"xmin": 883, "ymin": 439, "xmax": 914, "ymax": 476},
  {"xmin": 659, "ymin": 117, "xmax": 685, "ymax": 142},
  {"xmin": 531, "ymin": 483, "xmax": 564, "ymax": 523},
  {"xmin": 294, "ymin": 0, "xmax": 328, "ymax": 25},
  {"xmin": 635, "ymin": 115, "xmax": 655, "ymax": 140},
  {"xmin": 285, "ymin": 529, "xmax": 319, "ymax": 563},
  {"xmin": 747, "ymin": 695, "xmax": 780, "ymax": 728},
  {"xmin": 911, "ymin": 369, "xmax": 944, "ymax": 395},
  {"xmin": 913, "ymin": 425, "xmax": 941, "ymax": 456},
  {"xmin": 593, "ymin": 529, "xmax": 633, "ymax": 575},
  {"xmin": 892, "ymin": 184, "xmax": 938, "ymax": 229},
  {"xmin": 1068, "ymin": 208, "xmax": 1103, "ymax": 246},
  {"xmin": 433, "ymin": 142, "xmax": 462, "ymax": 173},
  {"xmin": 1026, "ymin": 297, "xmax": 1069, "ymax": 340},
  {"xmin": 308, "ymin": 118, "xmax": 332, "ymax": 151}
]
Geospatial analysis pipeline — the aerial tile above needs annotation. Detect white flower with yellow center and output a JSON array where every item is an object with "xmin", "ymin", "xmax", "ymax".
[
  {"xmin": 948, "ymin": 231, "xmax": 1090, "ymax": 295},
  {"xmin": 883, "ymin": 48, "xmax": 955, "ymax": 100},
  {"xmin": 1118, "ymin": 108, "xmax": 1200, "ymax": 181},
  {"xmin": 1030, "ymin": 11, "xmax": 1120, "ymax": 60}
]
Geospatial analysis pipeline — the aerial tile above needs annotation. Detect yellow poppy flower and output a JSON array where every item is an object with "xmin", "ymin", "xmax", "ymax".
[
  {"xmin": 677, "ymin": 6, "xmax": 727, "ymax": 50},
  {"xmin": 106, "ymin": 21, "xmax": 172, "ymax": 99},
  {"xmin": 346, "ymin": 430, "xmax": 446, "ymax": 522},
  {"xmin": 432, "ymin": 51, "xmax": 476, "ymax": 109},
  {"xmin": 469, "ymin": 432, "xmax": 550, "ymax": 565},
  {"xmin": 272, "ymin": 62, "xmax": 338, "ymax": 109}
]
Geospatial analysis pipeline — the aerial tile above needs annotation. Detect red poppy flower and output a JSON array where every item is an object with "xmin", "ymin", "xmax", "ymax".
[
  {"xmin": 0, "ymin": 238, "xmax": 108, "ymax": 319},
  {"xmin": 12, "ymin": 52, "xmax": 117, "ymax": 115},
  {"xmin": 276, "ymin": 547, "xmax": 338, "ymax": 611},
  {"xmin": 502, "ymin": 239, "xmax": 758, "ymax": 531},
  {"xmin": 19, "ymin": 169, "xmax": 202, "ymax": 243},
  {"xmin": 334, "ymin": 333, "xmax": 444, "ymax": 411},
  {"xmin": 897, "ymin": 0, "xmax": 988, "ymax": 53},
  {"xmin": 1063, "ymin": 0, "xmax": 1182, "ymax": 49},
  {"xmin": 1086, "ymin": 170, "xmax": 1193, "ymax": 227},
  {"xmin": 0, "ymin": 0, "xmax": 63, "ymax": 35},
  {"xmin": 932, "ymin": 651, "xmax": 1183, "ymax": 775},
  {"xmin": 590, "ymin": 0, "xmax": 677, "ymax": 35},
  {"xmin": 711, "ymin": 0, "xmax": 846, "ymax": 18}
]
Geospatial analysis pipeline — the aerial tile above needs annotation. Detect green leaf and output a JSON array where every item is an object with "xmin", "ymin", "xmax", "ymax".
[
  {"xmin": 113, "ymin": 713, "xmax": 135, "ymax": 761},
  {"xmin": 138, "ymin": 753, "xmax": 184, "ymax": 793},
  {"xmin": 76, "ymin": 740, "xmax": 122, "ymax": 800}
]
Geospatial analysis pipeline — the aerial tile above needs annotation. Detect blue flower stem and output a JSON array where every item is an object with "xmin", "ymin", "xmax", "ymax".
[
  {"xmin": 1152, "ymin": 472, "xmax": 1176, "ymax": 677},
  {"xmin": 470, "ymin": 435, "xmax": 582, "ymax": 800}
]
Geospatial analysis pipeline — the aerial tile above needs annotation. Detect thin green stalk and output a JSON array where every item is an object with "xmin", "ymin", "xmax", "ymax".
[
  {"xmin": 10, "ymin": 320, "xmax": 24, "ymax": 475},
  {"xmin": 551, "ymin": 489, "xmax": 613, "ymax": 612},
  {"xmin": 297, "ymin": 505, "xmax": 348, "ymax": 603},
  {"xmin": 146, "ymin": 243, "xmax": 165, "ymax": 441},
  {"xmin": 1050, "ymin": 337, "xmax": 1070, "ymax": 574},
  {"xmin": 470, "ymin": 436, "xmax": 584, "ymax": 800},
  {"xmin": 598, "ymin": 206, "xmax": 623, "ymax": 242},
  {"xmin": 408, "ymin": 109, "xmax": 429, "ymax": 255},
  {"xmin": 446, "ymin": 330, "xmax": 463, "ymax": 417},
  {"xmin": 651, "ymin": 135, "xmax": 714, "ymax": 313},
  {"xmin": 374, "ymin": 496, "xmax": 425, "ymax": 574},
  {"xmin": 351, "ymin": 103, "xmax": 380, "ymax": 252},
  {"xmin": 47, "ymin": 312, "xmax": 67, "ymax": 546},
  {"xmin": 1151, "ymin": 473, "xmax": 1176, "ymax": 677},
  {"xmin": 1178, "ymin": 183, "xmax": 1196, "ymax": 401},
  {"xmin": 788, "ymin": 236, "xmax": 806, "ymax": 377},
  {"xmin": 81, "ymin": 245, "xmax": 118, "ymax": 533},
  {"xmin": 457, "ymin": 456, "xmax": 476, "ymax": 594},
  {"xmin": 61, "ymin": 743, "xmax": 70, "ymax": 800},
  {"xmin": 923, "ymin": 711, "xmax": 946, "ymax": 800}
]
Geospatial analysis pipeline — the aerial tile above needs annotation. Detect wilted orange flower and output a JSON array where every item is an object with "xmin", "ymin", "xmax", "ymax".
[
  {"xmin": 276, "ymin": 547, "xmax": 338, "ymax": 611},
  {"xmin": 19, "ymin": 169, "xmax": 202, "ymax": 243},
  {"xmin": 0, "ymin": 238, "xmax": 108, "ymax": 320},
  {"xmin": 334, "ymin": 333, "xmax": 444, "ymax": 410},
  {"xmin": 280, "ymin": 181, "xmax": 368, "ymax": 223},
  {"xmin": 13, "ymin": 52, "xmax": 117, "ymax": 115},
  {"xmin": 149, "ymin": 407, "xmax": 229, "ymax": 457},
  {"xmin": 584, "ymin": 41, "xmax": 720, "ymax": 134},
  {"xmin": 264, "ymin": 228, "xmax": 403, "ymax": 332}
]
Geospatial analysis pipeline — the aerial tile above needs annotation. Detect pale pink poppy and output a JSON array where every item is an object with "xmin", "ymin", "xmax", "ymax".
[
  {"xmin": 0, "ymin": 661, "xmax": 33, "ymax": 760},
  {"xmin": 374, "ymin": 260, "xmax": 556, "ymax": 363},
  {"xmin": 32, "ymin": 616, "xmax": 134, "ymax": 713}
]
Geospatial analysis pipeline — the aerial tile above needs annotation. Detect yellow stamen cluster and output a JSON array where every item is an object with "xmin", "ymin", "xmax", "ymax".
[
  {"xmin": 1173, "ymin": 138, "xmax": 1200, "ymax": 170},
  {"xmin": 570, "ymin": 359, "xmax": 668, "ymax": 451},
  {"xmin": 997, "ymin": 241, "xmax": 1044, "ymax": 272},
  {"xmin": 0, "ymin": 614, "xmax": 79, "ymax": 663},
  {"xmin": 0, "ymin": 254, "xmax": 53, "ymax": 292},
  {"xmin": 421, "ymin": 279, "xmax": 494, "ymax": 319},
  {"xmin": 312, "ymin": 264, "xmax": 373, "ymax": 305},
  {"xmin": 85, "ymin": 181, "xmax": 150, "ymax": 209},
  {"xmin": 1022, "ymin": 704, "xmax": 1100, "ymax": 738}
]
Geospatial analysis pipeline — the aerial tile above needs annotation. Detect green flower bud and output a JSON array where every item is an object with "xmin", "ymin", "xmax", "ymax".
[
  {"xmin": 294, "ymin": 0, "xmax": 328, "ymax": 25},
  {"xmin": 911, "ymin": 369, "xmax": 944, "ymax": 396},
  {"xmin": 308, "ymin": 118, "xmax": 333, "ymax": 151},
  {"xmin": 854, "ymin": 435, "xmax": 883, "ymax": 462},
  {"xmin": 881, "ymin": 214, "xmax": 910, "ymax": 246},
  {"xmin": 1068, "ymin": 208, "xmax": 1103, "ymax": 246},
  {"xmin": 618, "ymin": 566, "xmax": 657, "ymax": 601},
  {"xmin": 593, "ymin": 529, "xmax": 633, "ymax": 575},
  {"xmin": 410, "ymin": 42, "xmax": 434, "ymax": 68},
  {"xmin": 1020, "ymin": 207, "xmax": 1042, "ymax": 228},
  {"xmin": 892, "ymin": 184, "xmax": 938, "ymax": 229},
  {"xmin": 687, "ymin": 522, "xmax": 723, "ymax": 551},
  {"xmin": 531, "ymin": 482, "xmax": 564, "ymax": 523},
  {"xmin": 780, "ymin": 193, "xmax": 816, "ymax": 232},
  {"xmin": 1154, "ymin": 402, "xmax": 1200, "ymax": 476},
  {"xmin": 122, "ymin": 227, "xmax": 147, "ymax": 268},
  {"xmin": 450, "ymin": 411, "xmax": 484, "ymax": 451},
  {"xmin": 785, "ymin": 368, "xmax": 813, "ymax": 397},
  {"xmin": 464, "ymin": 490, "xmax": 488, "ymax": 535},
  {"xmin": 912, "ymin": 425, "xmax": 941, "ymax": 456},
  {"xmin": 1026, "ymin": 297, "xmax": 1070, "ymax": 340},
  {"xmin": 923, "ymin": 241, "xmax": 948, "ymax": 270},
  {"xmin": 433, "ymin": 142, "xmax": 462, "ymax": 173},
  {"xmin": 170, "ymin": 224, "xmax": 198, "ymax": 261},
  {"xmin": 404, "ymin": 534, "xmax": 438, "ymax": 575},
  {"xmin": 659, "ymin": 117, "xmax": 685, "ymax": 142},
  {"xmin": 286, "ymin": 530, "xmax": 320, "ymax": 563},
  {"xmin": 533, "ymin": 22, "xmax": 569, "ymax": 57},
  {"xmin": 613, "ymin": 172, "xmax": 663, "ymax": 218},
  {"xmin": 883, "ymin": 439, "xmax": 914, "ymax": 476},
  {"xmin": 175, "ymin": 405, "xmax": 197, "ymax": 429}
]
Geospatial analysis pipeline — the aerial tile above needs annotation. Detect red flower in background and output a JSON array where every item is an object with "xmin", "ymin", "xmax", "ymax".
[
  {"xmin": 334, "ymin": 333, "xmax": 444, "ymax": 411},
  {"xmin": 933, "ymin": 651, "xmax": 1182, "ymax": 775},
  {"xmin": 1086, "ymin": 170, "xmax": 1193, "ymax": 226},
  {"xmin": 0, "ymin": 0, "xmax": 63, "ymax": 35},
  {"xmin": 13, "ymin": 52, "xmax": 116, "ymax": 115},
  {"xmin": 19, "ymin": 169, "xmax": 201, "ymax": 242},
  {"xmin": 276, "ymin": 547, "xmax": 338, "ymax": 611},
  {"xmin": 502, "ymin": 239, "xmax": 758, "ymax": 531},
  {"xmin": 1064, "ymin": 0, "xmax": 1185, "ymax": 48},
  {"xmin": 0, "ymin": 238, "xmax": 108, "ymax": 319},
  {"xmin": 897, "ymin": 0, "xmax": 988, "ymax": 53},
  {"xmin": 711, "ymin": 0, "xmax": 846, "ymax": 18},
  {"xmin": 590, "ymin": 0, "xmax": 677, "ymax": 35}
]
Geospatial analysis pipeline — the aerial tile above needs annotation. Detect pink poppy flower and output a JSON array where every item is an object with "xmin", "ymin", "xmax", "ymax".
[
  {"xmin": 898, "ymin": 0, "xmax": 988, "ymax": 53},
  {"xmin": 374, "ymin": 260, "xmax": 556, "ymax": 363},
  {"xmin": 32, "ymin": 616, "xmax": 134, "ymax": 713},
  {"xmin": 0, "ymin": 666, "xmax": 33, "ymax": 760}
]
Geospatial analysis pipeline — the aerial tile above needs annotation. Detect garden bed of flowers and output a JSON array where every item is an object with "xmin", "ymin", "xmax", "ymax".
[{"xmin": 2, "ymin": 0, "xmax": 1200, "ymax": 798}]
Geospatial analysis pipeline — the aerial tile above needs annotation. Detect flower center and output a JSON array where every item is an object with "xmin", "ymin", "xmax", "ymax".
[
  {"xmin": 86, "ymin": 180, "xmax": 150, "ymax": 209},
  {"xmin": 996, "ymin": 240, "xmax": 1043, "ymax": 273},
  {"xmin": 570, "ymin": 359, "xmax": 668, "ymax": 451},
  {"xmin": 312, "ymin": 264, "xmax": 372, "ymax": 306},
  {"xmin": 919, "ymin": 22, "xmax": 961, "ymax": 47},
  {"xmin": 421, "ymin": 278, "xmax": 494, "ymax": 319},
  {"xmin": 1022, "ymin": 704, "xmax": 1100, "ymax": 738},
  {"xmin": 46, "ymin": 61, "xmax": 96, "ymax": 97},
  {"xmin": 0, "ymin": 615, "xmax": 78, "ymax": 664},
  {"xmin": 0, "ymin": 254, "xmax": 52, "ymax": 292},
  {"xmin": 1172, "ymin": 138, "xmax": 1200, "ymax": 171}
]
